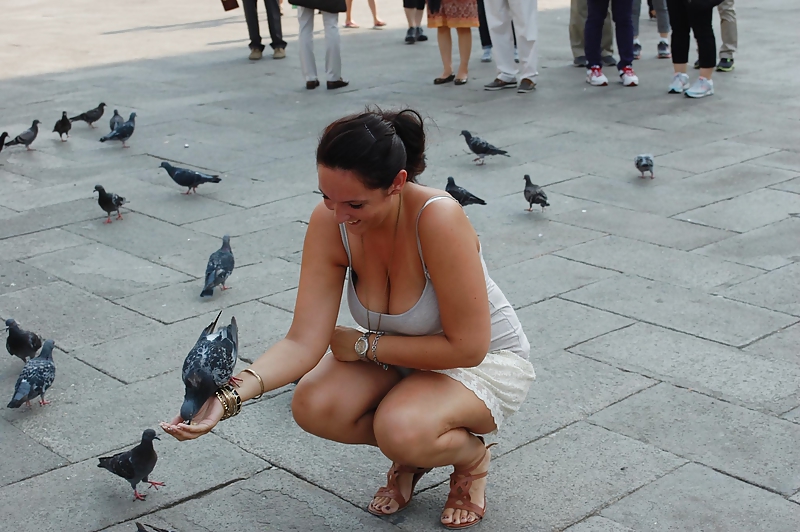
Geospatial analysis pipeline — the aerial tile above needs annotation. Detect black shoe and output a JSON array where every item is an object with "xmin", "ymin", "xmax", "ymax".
[
  {"xmin": 327, "ymin": 79, "xmax": 349, "ymax": 90},
  {"xmin": 306, "ymin": 80, "xmax": 320, "ymax": 90},
  {"xmin": 517, "ymin": 78, "xmax": 536, "ymax": 93},
  {"xmin": 693, "ymin": 59, "xmax": 700, "ymax": 69},
  {"xmin": 716, "ymin": 58, "xmax": 734, "ymax": 72},
  {"xmin": 405, "ymin": 27, "xmax": 416, "ymax": 44},
  {"xmin": 633, "ymin": 42, "xmax": 642, "ymax": 60},
  {"xmin": 573, "ymin": 56, "xmax": 588, "ymax": 68},
  {"xmin": 484, "ymin": 78, "xmax": 517, "ymax": 90},
  {"xmin": 415, "ymin": 27, "xmax": 428, "ymax": 41},
  {"xmin": 602, "ymin": 55, "xmax": 616, "ymax": 67},
  {"xmin": 454, "ymin": 77, "xmax": 468, "ymax": 85},
  {"xmin": 434, "ymin": 74, "xmax": 455, "ymax": 85}
]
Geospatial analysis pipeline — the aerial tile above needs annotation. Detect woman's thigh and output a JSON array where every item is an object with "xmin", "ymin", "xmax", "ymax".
[{"xmin": 292, "ymin": 352, "xmax": 403, "ymax": 443}]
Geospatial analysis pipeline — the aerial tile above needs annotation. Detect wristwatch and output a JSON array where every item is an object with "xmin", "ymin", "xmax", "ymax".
[{"xmin": 355, "ymin": 332, "xmax": 370, "ymax": 361}]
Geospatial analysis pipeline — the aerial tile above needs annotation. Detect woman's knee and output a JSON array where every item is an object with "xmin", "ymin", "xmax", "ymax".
[
  {"xmin": 373, "ymin": 403, "xmax": 435, "ymax": 463},
  {"xmin": 291, "ymin": 379, "xmax": 337, "ymax": 433}
]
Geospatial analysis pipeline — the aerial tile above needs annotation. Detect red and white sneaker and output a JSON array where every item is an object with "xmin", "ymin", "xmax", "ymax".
[
  {"xmin": 586, "ymin": 66, "xmax": 608, "ymax": 86},
  {"xmin": 620, "ymin": 66, "xmax": 639, "ymax": 87}
]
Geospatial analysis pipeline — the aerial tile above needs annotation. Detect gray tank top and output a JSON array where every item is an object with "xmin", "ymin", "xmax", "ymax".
[{"xmin": 339, "ymin": 195, "xmax": 531, "ymax": 358}]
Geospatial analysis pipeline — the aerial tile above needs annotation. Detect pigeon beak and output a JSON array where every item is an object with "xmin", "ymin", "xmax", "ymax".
[{"xmin": 153, "ymin": 435, "xmax": 161, "ymax": 440}]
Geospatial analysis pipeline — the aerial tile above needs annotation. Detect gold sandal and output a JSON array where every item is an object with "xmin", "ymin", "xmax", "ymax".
[
  {"xmin": 368, "ymin": 463, "xmax": 432, "ymax": 516},
  {"xmin": 441, "ymin": 442, "xmax": 497, "ymax": 530}
]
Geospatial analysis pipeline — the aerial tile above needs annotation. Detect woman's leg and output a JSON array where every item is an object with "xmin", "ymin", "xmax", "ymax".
[
  {"xmin": 611, "ymin": 0, "xmax": 635, "ymax": 69},
  {"xmin": 477, "ymin": 0, "xmax": 492, "ymax": 49},
  {"xmin": 367, "ymin": 0, "xmax": 385, "ymax": 25},
  {"xmin": 632, "ymin": 0, "xmax": 641, "ymax": 39},
  {"xmin": 690, "ymin": 5, "xmax": 715, "ymax": 78},
  {"xmin": 585, "ymin": 0, "xmax": 611, "ymax": 68},
  {"xmin": 456, "ymin": 27, "xmax": 472, "ymax": 80},
  {"xmin": 344, "ymin": 0, "xmax": 357, "ymax": 26},
  {"xmin": 437, "ymin": 26, "xmax": 454, "ymax": 78},
  {"xmin": 297, "ymin": 6, "xmax": 317, "ymax": 81},
  {"xmin": 292, "ymin": 352, "xmax": 404, "ymax": 445},
  {"xmin": 373, "ymin": 371, "xmax": 498, "ymax": 526},
  {"xmin": 666, "ymin": 0, "xmax": 689, "ymax": 73}
]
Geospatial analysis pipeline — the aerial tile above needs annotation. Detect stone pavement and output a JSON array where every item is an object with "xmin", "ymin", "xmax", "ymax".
[{"xmin": 1, "ymin": 0, "xmax": 799, "ymax": 530}]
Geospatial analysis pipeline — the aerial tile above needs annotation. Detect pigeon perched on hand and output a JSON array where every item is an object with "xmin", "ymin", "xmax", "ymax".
[
  {"xmin": 180, "ymin": 311, "xmax": 238, "ymax": 423},
  {"xmin": 5, "ymin": 318, "xmax": 43, "ymax": 363},
  {"xmin": 7, "ymin": 339, "xmax": 56, "ymax": 408},
  {"xmin": 97, "ymin": 429, "xmax": 164, "ymax": 501},
  {"xmin": 69, "ymin": 102, "xmax": 106, "ymax": 128},
  {"xmin": 52, "ymin": 112, "xmax": 72, "ymax": 142},
  {"xmin": 523, "ymin": 175, "xmax": 549, "ymax": 212},
  {"xmin": 160, "ymin": 162, "xmax": 222, "ymax": 195},
  {"xmin": 446, "ymin": 177, "xmax": 486, "ymax": 207},
  {"xmin": 99, "ymin": 112, "xmax": 136, "ymax": 148},
  {"xmin": 460, "ymin": 130, "xmax": 509, "ymax": 165},
  {"xmin": 109, "ymin": 109, "xmax": 124, "ymax": 132},
  {"xmin": 635, "ymin": 154, "xmax": 655, "ymax": 179},
  {"xmin": 201, "ymin": 235, "xmax": 234, "ymax": 297},
  {"xmin": 94, "ymin": 184, "xmax": 127, "ymax": 224},
  {"xmin": 5, "ymin": 120, "xmax": 40, "ymax": 151}
]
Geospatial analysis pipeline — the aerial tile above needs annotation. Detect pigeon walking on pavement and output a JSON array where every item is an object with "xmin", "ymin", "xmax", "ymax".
[
  {"xmin": 7, "ymin": 339, "xmax": 56, "ymax": 408},
  {"xmin": 99, "ymin": 112, "xmax": 136, "ymax": 148},
  {"xmin": 5, "ymin": 120, "xmax": 40, "ymax": 151},
  {"xmin": 109, "ymin": 109, "xmax": 124, "ymax": 132},
  {"xmin": 523, "ymin": 175, "xmax": 549, "ymax": 212},
  {"xmin": 635, "ymin": 154, "xmax": 655, "ymax": 179},
  {"xmin": 200, "ymin": 235, "xmax": 234, "ymax": 297},
  {"xmin": 69, "ymin": 102, "xmax": 106, "ymax": 128},
  {"xmin": 94, "ymin": 184, "xmax": 127, "ymax": 223},
  {"xmin": 5, "ymin": 318, "xmax": 43, "ymax": 363},
  {"xmin": 446, "ymin": 177, "xmax": 486, "ymax": 207},
  {"xmin": 97, "ymin": 429, "xmax": 164, "ymax": 501},
  {"xmin": 180, "ymin": 311, "xmax": 239, "ymax": 423},
  {"xmin": 460, "ymin": 130, "xmax": 509, "ymax": 165},
  {"xmin": 160, "ymin": 162, "xmax": 222, "ymax": 194},
  {"xmin": 52, "ymin": 112, "xmax": 72, "ymax": 141}
]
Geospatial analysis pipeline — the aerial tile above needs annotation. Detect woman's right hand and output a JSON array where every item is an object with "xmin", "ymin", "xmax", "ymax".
[{"xmin": 159, "ymin": 394, "xmax": 223, "ymax": 441}]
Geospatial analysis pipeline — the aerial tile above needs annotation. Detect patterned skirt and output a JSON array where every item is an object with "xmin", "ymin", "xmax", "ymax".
[{"xmin": 427, "ymin": 0, "xmax": 479, "ymax": 29}]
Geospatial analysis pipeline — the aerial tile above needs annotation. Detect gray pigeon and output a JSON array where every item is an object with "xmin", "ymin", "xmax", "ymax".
[
  {"xmin": 52, "ymin": 112, "xmax": 72, "ymax": 141},
  {"xmin": 180, "ymin": 311, "xmax": 239, "ymax": 423},
  {"xmin": 460, "ymin": 130, "xmax": 509, "ymax": 165},
  {"xmin": 523, "ymin": 175, "xmax": 549, "ymax": 212},
  {"xmin": 446, "ymin": 177, "xmax": 486, "ymax": 207},
  {"xmin": 94, "ymin": 185, "xmax": 127, "ymax": 223},
  {"xmin": 97, "ymin": 429, "xmax": 164, "ymax": 501},
  {"xmin": 200, "ymin": 235, "xmax": 234, "ymax": 297},
  {"xmin": 5, "ymin": 120, "xmax": 40, "ymax": 151},
  {"xmin": 69, "ymin": 102, "xmax": 106, "ymax": 128},
  {"xmin": 109, "ymin": 109, "xmax": 124, "ymax": 132},
  {"xmin": 160, "ymin": 161, "xmax": 222, "ymax": 194},
  {"xmin": 7, "ymin": 339, "xmax": 56, "ymax": 408},
  {"xmin": 5, "ymin": 318, "xmax": 43, "ymax": 362},
  {"xmin": 635, "ymin": 154, "xmax": 655, "ymax": 179},
  {"xmin": 100, "ymin": 112, "xmax": 136, "ymax": 148}
]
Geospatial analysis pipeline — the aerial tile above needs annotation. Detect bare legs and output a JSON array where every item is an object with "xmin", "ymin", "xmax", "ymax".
[
  {"xmin": 404, "ymin": 7, "xmax": 424, "ymax": 28},
  {"xmin": 437, "ymin": 27, "xmax": 472, "ymax": 80},
  {"xmin": 345, "ymin": 0, "xmax": 384, "ymax": 27}
]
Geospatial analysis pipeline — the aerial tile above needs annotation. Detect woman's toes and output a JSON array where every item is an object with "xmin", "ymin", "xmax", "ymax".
[{"xmin": 441, "ymin": 508, "xmax": 454, "ymax": 523}]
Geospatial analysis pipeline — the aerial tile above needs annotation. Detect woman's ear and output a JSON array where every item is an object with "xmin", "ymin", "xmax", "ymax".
[{"xmin": 389, "ymin": 169, "xmax": 408, "ymax": 195}]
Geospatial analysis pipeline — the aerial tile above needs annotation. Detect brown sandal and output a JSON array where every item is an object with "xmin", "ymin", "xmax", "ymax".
[
  {"xmin": 441, "ymin": 442, "xmax": 497, "ymax": 529},
  {"xmin": 368, "ymin": 463, "xmax": 432, "ymax": 516}
]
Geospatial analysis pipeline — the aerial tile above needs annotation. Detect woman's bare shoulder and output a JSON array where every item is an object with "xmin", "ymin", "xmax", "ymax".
[{"xmin": 306, "ymin": 200, "xmax": 349, "ymax": 267}]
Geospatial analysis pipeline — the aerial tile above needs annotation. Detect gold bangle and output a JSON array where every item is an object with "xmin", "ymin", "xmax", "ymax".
[
  {"xmin": 216, "ymin": 385, "xmax": 242, "ymax": 420},
  {"xmin": 241, "ymin": 368, "xmax": 265, "ymax": 400}
]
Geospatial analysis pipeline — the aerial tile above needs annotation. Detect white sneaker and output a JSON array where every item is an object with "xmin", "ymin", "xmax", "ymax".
[
  {"xmin": 481, "ymin": 46, "xmax": 492, "ymax": 63},
  {"xmin": 619, "ymin": 66, "xmax": 639, "ymax": 87},
  {"xmin": 586, "ymin": 66, "xmax": 608, "ymax": 86},
  {"xmin": 668, "ymin": 72, "xmax": 690, "ymax": 94},
  {"xmin": 685, "ymin": 77, "xmax": 714, "ymax": 98}
]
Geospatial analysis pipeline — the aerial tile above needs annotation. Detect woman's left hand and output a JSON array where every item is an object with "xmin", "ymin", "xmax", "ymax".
[{"xmin": 330, "ymin": 326, "xmax": 363, "ymax": 362}]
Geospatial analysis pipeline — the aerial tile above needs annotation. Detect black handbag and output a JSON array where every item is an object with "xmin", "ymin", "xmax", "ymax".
[
  {"xmin": 686, "ymin": 0, "xmax": 724, "ymax": 9},
  {"xmin": 288, "ymin": 0, "xmax": 347, "ymax": 13}
]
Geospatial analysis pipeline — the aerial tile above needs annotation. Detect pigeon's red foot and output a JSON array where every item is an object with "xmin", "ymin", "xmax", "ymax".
[
  {"xmin": 116, "ymin": 213, "xmax": 123, "ymax": 220},
  {"xmin": 134, "ymin": 489, "xmax": 147, "ymax": 501},
  {"xmin": 220, "ymin": 285, "xmax": 232, "ymax": 291},
  {"xmin": 525, "ymin": 208, "xmax": 533, "ymax": 212},
  {"xmin": 146, "ymin": 480, "xmax": 165, "ymax": 490},
  {"xmin": 103, "ymin": 218, "xmax": 113, "ymax": 224},
  {"xmin": 25, "ymin": 401, "xmax": 32, "ymax": 407},
  {"xmin": 650, "ymin": 175, "xmax": 655, "ymax": 179},
  {"xmin": 39, "ymin": 399, "xmax": 51, "ymax": 406},
  {"xmin": 183, "ymin": 189, "xmax": 192, "ymax": 195}
]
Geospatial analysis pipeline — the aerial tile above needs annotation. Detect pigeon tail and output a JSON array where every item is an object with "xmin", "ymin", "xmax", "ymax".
[
  {"xmin": 7, "ymin": 381, "xmax": 31, "ymax": 408},
  {"xmin": 199, "ymin": 280, "xmax": 215, "ymax": 297}
]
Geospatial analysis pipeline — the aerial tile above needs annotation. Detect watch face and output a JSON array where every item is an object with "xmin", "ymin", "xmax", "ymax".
[{"xmin": 355, "ymin": 336, "xmax": 369, "ymax": 356}]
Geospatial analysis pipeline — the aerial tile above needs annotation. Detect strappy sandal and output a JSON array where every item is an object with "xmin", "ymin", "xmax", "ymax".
[
  {"xmin": 368, "ymin": 463, "xmax": 432, "ymax": 516},
  {"xmin": 441, "ymin": 442, "xmax": 497, "ymax": 530}
]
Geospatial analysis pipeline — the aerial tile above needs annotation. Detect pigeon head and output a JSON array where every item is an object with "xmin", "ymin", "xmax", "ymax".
[
  {"xmin": 459, "ymin": 130, "xmax": 471, "ymax": 139},
  {"xmin": 32, "ymin": 120, "xmax": 41, "ymax": 127},
  {"xmin": 99, "ymin": 103, "xmax": 107, "ymax": 108},
  {"xmin": 113, "ymin": 109, "xmax": 120, "ymax": 115},
  {"xmin": 61, "ymin": 111, "xmax": 67, "ymax": 117},
  {"xmin": 447, "ymin": 177, "xmax": 456, "ymax": 186},
  {"xmin": 128, "ymin": 112, "xmax": 137, "ymax": 121},
  {"xmin": 181, "ymin": 371, "xmax": 217, "ymax": 422},
  {"xmin": 221, "ymin": 235, "xmax": 231, "ymax": 249},
  {"xmin": 159, "ymin": 161, "xmax": 172, "ymax": 170},
  {"xmin": 523, "ymin": 174, "xmax": 533, "ymax": 185},
  {"xmin": 141, "ymin": 428, "xmax": 160, "ymax": 442},
  {"xmin": 38, "ymin": 339, "xmax": 55, "ymax": 360},
  {"xmin": 4, "ymin": 318, "xmax": 16, "ymax": 330},
  {"xmin": 94, "ymin": 185, "xmax": 105, "ymax": 194}
]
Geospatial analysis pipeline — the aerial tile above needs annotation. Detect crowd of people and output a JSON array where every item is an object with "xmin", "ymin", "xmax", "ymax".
[{"xmin": 237, "ymin": 0, "xmax": 737, "ymax": 98}]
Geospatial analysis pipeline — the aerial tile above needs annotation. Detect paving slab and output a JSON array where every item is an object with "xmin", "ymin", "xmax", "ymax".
[
  {"xmin": 389, "ymin": 422, "xmax": 685, "ymax": 531},
  {"xmin": 552, "ymin": 204, "xmax": 735, "ymax": 251},
  {"xmin": 693, "ymin": 217, "xmax": 800, "ymax": 271},
  {"xmin": 261, "ymin": 288, "xmax": 360, "ymax": 330},
  {"xmin": 536, "ymin": 151, "xmax": 691, "ymax": 183},
  {"xmin": 0, "ymin": 260, "xmax": 56, "ymax": 296},
  {"xmin": 0, "ymin": 417, "xmax": 66, "ymax": 488},
  {"xmin": 0, "ymin": 432, "xmax": 267, "ymax": 532},
  {"xmin": 772, "ymin": 176, "xmax": 800, "ymax": 195},
  {"xmin": 0, "ymin": 198, "xmax": 103, "ymax": 240},
  {"xmin": 563, "ymin": 275, "xmax": 798, "ymax": 347},
  {"xmin": 675, "ymin": 188, "xmax": 800, "ymax": 233},
  {"xmin": 565, "ymin": 516, "xmax": 635, "ymax": 532},
  {"xmin": 0, "ymin": 227, "xmax": 92, "ymax": 262},
  {"xmin": 744, "ymin": 323, "xmax": 800, "ymax": 365},
  {"xmin": 590, "ymin": 383, "xmax": 800, "ymax": 496},
  {"xmin": 23, "ymin": 243, "xmax": 191, "ymax": 300},
  {"xmin": 752, "ymin": 150, "xmax": 800, "ymax": 174},
  {"xmin": 602, "ymin": 463, "xmax": 800, "ymax": 532},
  {"xmin": 655, "ymin": 140, "xmax": 778, "ymax": 174},
  {"xmin": 233, "ymin": 221, "xmax": 308, "ymax": 267},
  {"xmin": 720, "ymin": 263, "xmax": 800, "ymax": 317},
  {"xmin": 783, "ymin": 407, "xmax": 800, "ymax": 424},
  {"xmin": 573, "ymin": 323, "xmax": 800, "ymax": 414},
  {"xmin": 556, "ymin": 235, "xmax": 762, "ymax": 291},
  {"xmin": 0, "ymin": 281, "xmax": 158, "ymax": 351}
]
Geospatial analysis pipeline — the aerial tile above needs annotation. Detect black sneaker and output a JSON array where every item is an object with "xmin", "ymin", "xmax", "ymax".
[
  {"xmin": 657, "ymin": 41, "xmax": 671, "ymax": 58},
  {"xmin": 716, "ymin": 58, "xmax": 734, "ymax": 72},
  {"xmin": 573, "ymin": 56, "xmax": 588, "ymax": 67},
  {"xmin": 484, "ymin": 78, "xmax": 517, "ymax": 91},
  {"xmin": 633, "ymin": 42, "xmax": 642, "ymax": 60},
  {"xmin": 602, "ymin": 55, "xmax": 617, "ymax": 67},
  {"xmin": 415, "ymin": 27, "xmax": 428, "ymax": 41},
  {"xmin": 405, "ymin": 28, "xmax": 416, "ymax": 44},
  {"xmin": 693, "ymin": 59, "xmax": 700, "ymax": 69}
]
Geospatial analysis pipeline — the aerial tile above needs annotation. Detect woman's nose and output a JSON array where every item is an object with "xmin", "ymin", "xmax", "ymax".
[{"xmin": 333, "ymin": 205, "xmax": 350, "ymax": 224}]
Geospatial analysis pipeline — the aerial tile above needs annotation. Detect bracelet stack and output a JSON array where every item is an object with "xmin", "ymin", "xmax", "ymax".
[
  {"xmin": 371, "ymin": 331, "xmax": 388, "ymax": 371},
  {"xmin": 215, "ymin": 384, "xmax": 242, "ymax": 420}
]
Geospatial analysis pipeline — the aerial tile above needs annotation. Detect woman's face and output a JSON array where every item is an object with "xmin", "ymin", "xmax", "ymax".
[{"xmin": 317, "ymin": 165, "xmax": 402, "ymax": 234}]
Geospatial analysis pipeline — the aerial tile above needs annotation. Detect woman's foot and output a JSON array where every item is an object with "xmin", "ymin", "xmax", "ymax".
[
  {"xmin": 441, "ymin": 446, "xmax": 493, "ymax": 528},
  {"xmin": 369, "ymin": 463, "xmax": 430, "ymax": 515}
]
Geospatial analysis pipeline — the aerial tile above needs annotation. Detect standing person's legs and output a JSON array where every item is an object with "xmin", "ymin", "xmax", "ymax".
[
  {"xmin": 509, "ymin": 0, "xmax": 538, "ymax": 83},
  {"xmin": 569, "ymin": 0, "xmax": 587, "ymax": 59},
  {"xmin": 717, "ymin": 0, "xmax": 735, "ymax": 70},
  {"xmin": 666, "ymin": 0, "xmax": 689, "ymax": 69},
  {"xmin": 601, "ymin": 8, "xmax": 615, "ymax": 58},
  {"xmin": 455, "ymin": 27, "xmax": 473, "ymax": 82},
  {"xmin": 478, "ymin": 0, "xmax": 493, "ymax": 49},
  {"xmin": 585, "ymin": 0, "xmax": 611, "ymax": 68},
  {"xmin": 345, "ymin": 0, "xmax": 357, "ymax": 27},
  {"xmin": 632, "ymin": 0, "xmax": 640, "ymax": 38},
  {"xmin": 263, "ymin": 0, "xmax": 287, "ymax": 55},
  {"xmin": 367, "ymin": 0, "xmax": 386, "ymax": 26},
  {"xmin": 321, "ymin": 11, "xmax": 344, "ymax": 83},
  {"xmin": 653, "ymin": 0, "xmax": 670, "ymax": 34},
  {"xmin": 243, "ymin": 0, "xmax": 265, "ymax": 58},
  {"xmin": 436, "ymin": 27, "xmax": 455, "ymax": 80},
  {"xmin": 403, "ymin": 0, "xmax": 427, "ymax": 43},
  {"xmin": 691, "ymin": 6, "xmax": 715, "ymax": 75},
  {"xmin": 610, "ymin": 0, "xmax": 635, "ymax": 69},
  {"xmin": 484, "ymin": 0, "xmax": 518, "ymax": 84},
  {"xmin": 297, "ymin": 6, "xmax": 317, "ymax": 82}
]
